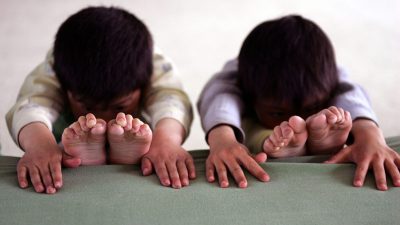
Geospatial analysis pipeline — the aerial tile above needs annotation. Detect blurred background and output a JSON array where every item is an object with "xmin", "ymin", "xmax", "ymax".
[{"xmin": 1, "ymin": 0, "xmax": 399, "ymax": 156}]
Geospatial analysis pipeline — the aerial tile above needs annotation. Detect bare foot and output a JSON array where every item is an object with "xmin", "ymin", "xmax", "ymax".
[
  {"xmin": 306, "ymin": 106, "xmax": 352, "ymax": 154},
  {"xmin": 263, "ymin": 116, "xmax": 307, "ymax": 158},
  {"xmin": 62, "ymin": 113, "xmax": 107, "ymax": 166},
  {"xmin": 108, "ymin": 113, "xmax": 152, "ymax": 164}
]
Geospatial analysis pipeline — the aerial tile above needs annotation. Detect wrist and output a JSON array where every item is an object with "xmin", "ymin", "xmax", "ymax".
[
  {"xmin": 351, "ymin": 119, "xmax": 384, "ymax": 143},
  {"xmin": 208, "ymin": 125, "xmax": 238, "ymax": 150},
  {"xmin": 153, "ymin": 118, "xmax": 184, "ymax": 145},
  {"xmin": 19, "ymin": 122, "xmax": 58, "ymax": 153}
]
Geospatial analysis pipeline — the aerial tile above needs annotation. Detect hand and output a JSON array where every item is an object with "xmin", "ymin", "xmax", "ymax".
[
  {"xmin": 141, "ymin": 119, "xmax": 196, "ymax": 188},
  {"xmin": 325, "ymin": 119, "xmax": 400, "ymax": 191},
  {"xmin": 17, "ymin": 122, "xmax": 63, "ymax": 194},
  {"xmin": 207, "ymin": 125, "xmax": 270, "ymax": 188}
]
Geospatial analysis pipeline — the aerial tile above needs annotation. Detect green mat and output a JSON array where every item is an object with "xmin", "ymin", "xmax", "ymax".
[{"xmin": 0, "ymin": 137, "xmax": 399, "ymax": 225}]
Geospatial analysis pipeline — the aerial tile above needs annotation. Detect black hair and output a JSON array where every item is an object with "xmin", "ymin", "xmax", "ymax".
[
  {"xmin": 53, "ymin": 6, "xmax": 153, "ymax": 105},
  {"xmin": 238, "ymin": 15, "xmax": 351, "ymax": 110}
]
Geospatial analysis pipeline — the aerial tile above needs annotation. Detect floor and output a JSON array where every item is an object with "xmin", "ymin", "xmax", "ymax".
[{"xmin": 1, "ymin": 0, "xmax": 399, "ymax": 156}]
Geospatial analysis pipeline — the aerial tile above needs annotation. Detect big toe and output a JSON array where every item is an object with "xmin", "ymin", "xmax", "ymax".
[{"xmin": 289, "ymin": 116, "xmax": 306, "ymax": 133}]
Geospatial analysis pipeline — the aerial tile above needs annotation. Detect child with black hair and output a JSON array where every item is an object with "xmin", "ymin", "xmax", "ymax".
[
  {"xmin": 7, "ymin": 6, "xmax": 195, "ymax": 194},
  {"xmin": 198, "ymin": 15, "xmax": 400, "ymax": 190}
]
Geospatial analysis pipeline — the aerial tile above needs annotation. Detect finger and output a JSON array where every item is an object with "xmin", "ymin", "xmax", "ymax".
[
  {"xmin": 186, "ymin": 157, "xmax": 196, "ymax": 179},
  {"xmin": 116, "ymin": 112, "xmax": 127, "ymax": 127},
  {"xmin": 153, "ymin": 161, "xmax": 171, "ymax": 187},
  {"xmin": 395, "ymin": 157, "xmax": 400, "ymax": 169},
  {"xmin": 141, "ymin": 157, "xmax": 154, "ymax": 176},
  {"xmin": 50, "ymin": 161, "xmax": 63, "ymax": 189},
  {"xmin": 62, "ymin": 151, "xmax": 81, "ymax": 168},
  {"xmin": 385, "ymin": 160, "xmax": 400, "ymax": 187},
  {"xmin": 225, "ymin": 161, "xmax": 247, "ymax": 188},
  {"xmin": 78, "ymin": 116, "xmax": 89, "ymax": 131},
  {"xmin": 205, "ymin": 159, "xmax": 216, "ymax": 182},
  {"xmin": 29, "ymin": 167, "xmax": 45, "ymax": 193},
  {"xmin": 39, "ymin": 165, "xmax": 56, "ymax": 194},
  {"xmin": 17, "ymin": 165, "xmax": 29, "ymax": 188},
  {"xmin": 241, "ymin": 155, "xmax": 270, "ymax": 182},
  {"xmin": 177, "ymin": 161, "xmax": 189, "ymax": 186},
  {"xmin": 214, "ymin": 159, "xmax": 229, "ymax": 188},
  {"xmin": 325, "ymin": 147, "xmax": 351, "ymax": 163},
  {"xmin": 373, "ymin": 160, "xmax": 388, "ymax": 191},
  {"xmin": 253, "ymin": 152, "xmax": 267, "ymax": 163},
  {"xmin": 353, "ymin": 162, "xmax": 369, "ymax": 187},
  {"xmin": 166, "ymin": 162, "xmax": 182, "ymax": 189}
]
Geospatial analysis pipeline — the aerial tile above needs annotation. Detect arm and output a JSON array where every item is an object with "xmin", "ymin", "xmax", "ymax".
[
  {"xmin": 140, "ymin": 47, "xmax": 195, "ymax": 188},
  {"xmin": 334, "ymin": 68, "xmax": 378, "ymax": 122},
  {"xmin": 197, "ymin": 60, "xmax": 269, "ymax": 188},
  {"xmin": 197, "ymin": 59, "xmax": 245, "ymax": 142},
  {"xmin": 6, "ymin": 50, "xmax": 65, "ymax": 194}
]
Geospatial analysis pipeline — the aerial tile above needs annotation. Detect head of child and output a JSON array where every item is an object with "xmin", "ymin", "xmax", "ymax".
[
  {"xmin": 53, "ymin": 6, "xmax": 153, "ymax": 121},
  {"xmin": 238, "ymin": 15, "xmax": 343, "ymax": 129}
]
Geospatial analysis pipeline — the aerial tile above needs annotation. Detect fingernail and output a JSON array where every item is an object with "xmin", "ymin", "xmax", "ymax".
[
  {"xmin": 163, "ymin": 179, "xmax": 171, "ymax": 186},
  {"xmin": 35, "ymin": 185, "xmax": 44, "ymax": 193},
  {"xmin": 142, "ymin": 168, "xmax": 149, "ymax": 175},
  {"xmin": 262, "ymin": 174, "xmax": 270, "ymax": 182},
  {"xmin": 54, "ymin": 181, "xmax": 62, "ymax": 188},
  {"xmin": 395, "ymin": 180, "xmax": 400, "ymax": 186},
  {"xmin": 239, "ymin": 181, "xmax": 247, "ymax": 188},
  {"xmin": 47, "ymin": 187, "xmax": 56, "ymax": 194},
  {"xmin": 182, "ymin": 179, "xmax": 189, "ymax": 186},
  {"xmin": 354, "ymin": 180, "xmax": 362, "ymax": 187},
  {"xmin": 173, "ymin": 183, "xmax": 182, "ymax": 189},
  {"xmin": 220, "ymin": 181, "xmax": 229, "ymax": 188},
  {"xmin": 379, "ymin": 184, "xmax": 388, "ymax": 191},
  {"xmin": 20, "ymin": 181, "xmax": 27, "ymax": 188}
]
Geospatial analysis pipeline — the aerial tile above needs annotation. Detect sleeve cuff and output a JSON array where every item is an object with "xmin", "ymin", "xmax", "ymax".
[{"xmin": 11, "ymin": 106, "xmax": 56, "ymax": 146}]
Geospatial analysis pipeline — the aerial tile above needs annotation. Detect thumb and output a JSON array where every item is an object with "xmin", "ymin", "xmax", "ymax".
[
  {"xmin": 62, "ymin": 152, "xmax": 81, "ymax": 168},
  {"xmin": 253, "ymin": 152, "xmax": 267, "ymax": 163},
  {"xmin": 141, "ymin": 157, "xmax": 153, "ymax": 176},
  {"xmin": 324, "ymin": 146, "xmax": 352, "ymax": 164}
]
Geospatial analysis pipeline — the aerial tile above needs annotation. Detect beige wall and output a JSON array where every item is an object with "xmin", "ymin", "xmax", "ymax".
[{"xmin": 1, "ymin": 0, "xmax": 399, "ymax": 156}]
